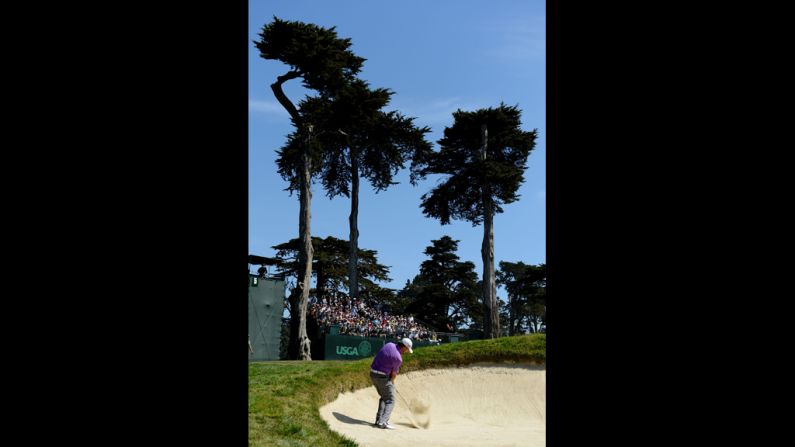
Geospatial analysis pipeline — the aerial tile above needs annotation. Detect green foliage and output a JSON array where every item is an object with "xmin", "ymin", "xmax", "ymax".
[
  {"xmin": 272, "ymin": 236, "xmax": 392, "ymax": 299},
  {"xmin": 400, "ymin": 236, "xmax": 480, "ymax": 331},
  {"xmin": 256, "ymin": 18, "xmax": 368, "ymax": 192},
  {"xmin": 496, "ymin": 262, "xmax": 546, "ymax": 333},
  {"xmin": 420, "ymin": 103, "xmax": 538, "ymax": 226},
  {"xmin": 255, "ymin": 17, "xmax": 365, "ymax": 93},
  {"xmin": 300, "ymin": 79, "xmax": 433, "ymax": 197},
  {"xmin": 274, "ymin": 132, "xmax": 326, "ymax": 193}
]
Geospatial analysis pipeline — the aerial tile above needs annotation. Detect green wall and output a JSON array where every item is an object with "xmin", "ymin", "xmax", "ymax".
[
  {"xmin": 324, "ymin": 334, "xmax": 439, "ymax": 360},
  {"xmin": 248, "ymin": 276, "xmax": 284, "ymax": 361}
]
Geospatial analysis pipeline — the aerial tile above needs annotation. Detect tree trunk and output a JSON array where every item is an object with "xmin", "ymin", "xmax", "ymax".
[
  {"xmin": 271, "ymin": 73, "xmax": 312, "ymax": 360},
  {"xmin": 287, "ymin": 287, "xmax": 300, "ymax": 358},
  {"xmin": 348, "ymin": 146, "xmax": 360, "ymax": 302},
  {"xmin": 293, "ymin": 126, "xmax": 314, "ymax": 360},
  {"xmin": 480, "ymin": 124, "xmax": 500, "ymax": 339},
  {"xmin": 508, "ymin": 293, "xmax": 515, "ymax": 336}
]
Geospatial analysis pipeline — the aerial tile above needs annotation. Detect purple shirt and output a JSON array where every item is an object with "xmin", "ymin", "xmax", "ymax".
[{"xmin": 370, "ymin": 342, "xmax": 403, "ymax": 375}]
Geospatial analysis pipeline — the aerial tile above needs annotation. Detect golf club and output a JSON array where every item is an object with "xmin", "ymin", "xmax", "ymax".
[{"xmin": 395, "ymin": 387, "xmax": 430, "ymax": 429}]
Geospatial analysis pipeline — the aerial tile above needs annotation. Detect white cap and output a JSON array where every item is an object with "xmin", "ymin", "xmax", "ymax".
[{"xmin": 400, "ymin": 338, "xmax": 413, "ymax": 353}]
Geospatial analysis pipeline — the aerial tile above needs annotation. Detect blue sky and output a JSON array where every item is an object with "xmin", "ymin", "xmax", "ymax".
[{"xmin": 249, "ymin": 0, "xmax": 545, "ymax": 298}]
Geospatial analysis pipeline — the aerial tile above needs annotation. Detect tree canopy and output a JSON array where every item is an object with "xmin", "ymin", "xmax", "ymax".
[
  {"xmin": 420, "ymin": 103, "xmax": 537, "ymax": 225},
  {"xmin": 400, "ymin": 236, "xmax": 480, "ymax": 331}
]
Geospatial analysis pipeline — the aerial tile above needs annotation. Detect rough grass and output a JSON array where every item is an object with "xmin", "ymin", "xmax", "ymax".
[{"xmin": 249, "ymin": 334, "xmax": 546, "ymax": 447}]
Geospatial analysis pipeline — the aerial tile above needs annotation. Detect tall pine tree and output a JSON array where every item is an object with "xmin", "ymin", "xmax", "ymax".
[
  {"xmin": 420, "ymin": 104, "xmax": 537, "ymax": 338},
  {"xmin": 255, "ymin": 18, "xmax": 364, "ymax": 359},
  {"xmin": 402, "ymin": 236, "xmax": 480, "ymax": 331}
]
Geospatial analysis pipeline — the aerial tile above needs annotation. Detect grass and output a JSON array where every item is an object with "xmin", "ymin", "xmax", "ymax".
[{"xmin": 249, "ymin": 334, "xmax": 545, "ymax": 447}]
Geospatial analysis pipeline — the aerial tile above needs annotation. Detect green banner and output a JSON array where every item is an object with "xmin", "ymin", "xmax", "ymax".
[{"xmin": 324, "ymin": 335, "xmax": 439, "ymax": 360}]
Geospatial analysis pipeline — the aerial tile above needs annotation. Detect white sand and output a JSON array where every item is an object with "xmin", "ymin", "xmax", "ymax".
[{"xmin": 319, "ymin": 364, "xmax": 545, "ymax": 447}]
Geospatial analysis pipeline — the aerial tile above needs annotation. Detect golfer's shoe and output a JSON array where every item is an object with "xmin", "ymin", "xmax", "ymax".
[{"xmin": 379, "ymin": 423, "xmax": 396, "ymax": 430}]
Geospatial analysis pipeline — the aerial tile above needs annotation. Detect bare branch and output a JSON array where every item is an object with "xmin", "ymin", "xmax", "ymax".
[{"xmin": 271, "ymin": 70, "xmax": 302, "ymax": 123}]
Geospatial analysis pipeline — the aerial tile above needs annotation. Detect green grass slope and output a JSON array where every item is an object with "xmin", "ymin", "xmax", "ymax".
[{"xmin": 249, "ymin": 334, "xmax": 545, "ymax": 447}]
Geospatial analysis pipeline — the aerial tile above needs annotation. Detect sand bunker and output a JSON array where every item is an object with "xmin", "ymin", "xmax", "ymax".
[{"xmin": 319, "ymin": 364, "xmax": 545, "ymax": 447}]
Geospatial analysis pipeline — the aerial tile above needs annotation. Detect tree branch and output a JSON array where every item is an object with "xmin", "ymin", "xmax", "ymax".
[{"xmin": 271, "ymin": 70, "xmax": 302, "ymax": 124}]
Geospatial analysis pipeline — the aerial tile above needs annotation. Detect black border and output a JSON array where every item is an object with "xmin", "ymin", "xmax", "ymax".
[
  {"xmin": 547, "ymin": 1, "xmax": 724, "ymax": 443},
  {"xmin": 20, "ymin": 2, "xmax": 250, "ymax": 444},
  {"xmin": 15, "ymin": 0, "xmax": 742, "ymax": 444}
]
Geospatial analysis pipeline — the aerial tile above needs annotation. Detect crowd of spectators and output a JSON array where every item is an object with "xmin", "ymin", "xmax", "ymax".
[{"xmin": 308, "ymin": 293, "xmax": 436, "ymax": 341}]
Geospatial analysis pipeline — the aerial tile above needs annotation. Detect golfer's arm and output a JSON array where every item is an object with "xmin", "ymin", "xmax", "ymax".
[{"xmin": 389, "ymin": 370, "xmax": 397, "ymax": 382}]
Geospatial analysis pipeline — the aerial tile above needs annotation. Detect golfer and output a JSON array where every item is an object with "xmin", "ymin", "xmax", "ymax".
[{"xmin": 369, "ymin": 337, "xmax": 413, "ymax": 429}]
